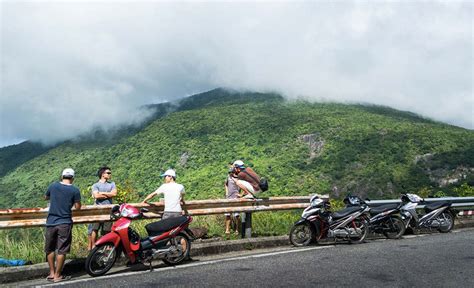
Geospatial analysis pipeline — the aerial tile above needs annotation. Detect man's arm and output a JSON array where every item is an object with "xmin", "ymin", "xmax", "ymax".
[
  {"xmin": 92, "ymin": 190, "xmax": 109, "ymax": 199},
  {"xmin": 142, "ymin": 191, "xmax": 158, "ymax": 203},
  {"xmin": 73, "ymin": 189, "xmax": 81, "ymax": 210},
  {"xmin": 94, "ymin": 188, "xmax": 117, "ymax": 199},
  {"xmin": 97, "ymin": 183, "xmax": 118, "ymax": 198},
  {"xmin": 45, "ymin": 186, "xmax": 51, "ymax": 201},
  {"xmin": 181, "ymin": 194, "xmax": 188, "ymax": 215},
  {"xmin": 104, "ymin": 187, "xmax": 118, "ymax": 198}
]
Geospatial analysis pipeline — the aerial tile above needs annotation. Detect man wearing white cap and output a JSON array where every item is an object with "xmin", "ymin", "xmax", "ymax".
[
  {"xmin": 232, "ymin": 160, "xmax": 262, "ymax": 198},
  {"xmin": 44, "ymin": 168, "xmax": 81, "ymax": 283},
  {"xmin": 142, "ymin": 169, "xmax": 186, "ymax": 219}
]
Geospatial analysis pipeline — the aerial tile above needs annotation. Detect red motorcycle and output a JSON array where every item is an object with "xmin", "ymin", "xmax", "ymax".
[{"xmin": 85, "ymin": 203, "xmax": 194, "ymax": 277}]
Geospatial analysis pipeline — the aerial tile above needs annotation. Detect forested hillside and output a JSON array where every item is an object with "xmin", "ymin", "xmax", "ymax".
[{"xmin": 1, "ymin": 89, "xmax": 473, "ymax": 208}]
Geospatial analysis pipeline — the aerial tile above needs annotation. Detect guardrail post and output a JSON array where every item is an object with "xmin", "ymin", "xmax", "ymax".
[{"xmin": 242, "ymin": 212, "xmax": 252, "ymax": 238}]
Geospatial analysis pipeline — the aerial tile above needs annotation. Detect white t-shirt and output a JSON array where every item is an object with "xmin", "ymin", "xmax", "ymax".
[{"xmin": 153, "ymin": 182, "xmax": 185, "ymax": 213}]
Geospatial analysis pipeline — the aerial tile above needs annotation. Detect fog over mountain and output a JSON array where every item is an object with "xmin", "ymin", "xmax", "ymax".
[{"xmin": 1, "ymin": 1, "xmax": 472, "ymax": 147}]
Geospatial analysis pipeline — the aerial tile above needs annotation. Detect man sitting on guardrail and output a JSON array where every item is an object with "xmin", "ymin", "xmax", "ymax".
[
  {"xmin": 232, "ymin": 160, "xmax": 262, "ymax": 199},
  {"xmin": 44, "ymin": 168, "xmax": 81, "ymax": 283},
  {"xmin": 141, "ymin": 169, "xmax": 188, "ymax": 253},
  {"xmin": 141, "ymin": 169, "xmax": 187, "ymax": 219}
]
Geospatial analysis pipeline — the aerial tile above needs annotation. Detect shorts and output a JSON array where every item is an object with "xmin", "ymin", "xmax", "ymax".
[
  {"xmin": 225, "ymin": 212, "xmax": 240, "ymax": 217},
  {"xmin": 44, "ymin": 224, "xmax": 73, "ymax": 255},
  {"xmin": 91, "ymin": 222, "xmax": 112, "ymax": 234},
  {"xmin": 162, "ymin": 211, "xmax": 182, "ymax": 219}
]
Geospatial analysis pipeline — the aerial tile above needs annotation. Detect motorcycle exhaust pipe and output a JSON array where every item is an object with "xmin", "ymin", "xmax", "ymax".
[{"xmin": 151, "ymin": 248, "xmax": 171, "ymax": 258}]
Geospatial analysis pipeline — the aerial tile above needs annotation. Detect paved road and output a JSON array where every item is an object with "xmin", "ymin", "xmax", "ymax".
[{"xmin": 20, "ymin": 228, "xmax": 474, "ymax": 287}]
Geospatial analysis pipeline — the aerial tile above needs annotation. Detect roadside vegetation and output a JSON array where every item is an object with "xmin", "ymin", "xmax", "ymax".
[{"xmin": 0, "ymin": 89, "xmax": 473, "ymax": 264}]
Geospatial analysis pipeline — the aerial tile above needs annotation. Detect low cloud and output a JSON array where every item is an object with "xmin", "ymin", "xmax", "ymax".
[{"xmin": 1, "ymin": 1, "xmax": 472, "ymax": 146}]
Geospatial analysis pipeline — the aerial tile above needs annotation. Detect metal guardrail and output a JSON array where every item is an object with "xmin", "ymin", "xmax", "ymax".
[
  {"xmin": 366, "ymin": 197, "xmax": 474, "ymax": 210},
  {"xmin": 1, "ymin": 195, "xmax": 473, "ymax": 230},
  {"xmin": 0, "ymin": 196, "xmax": 311, "ymax": 229}
]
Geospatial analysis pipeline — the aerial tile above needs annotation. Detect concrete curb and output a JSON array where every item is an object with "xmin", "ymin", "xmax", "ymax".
[{"xmin": 0, "ymin": 235, "xmax": 289, "ymax": 284}]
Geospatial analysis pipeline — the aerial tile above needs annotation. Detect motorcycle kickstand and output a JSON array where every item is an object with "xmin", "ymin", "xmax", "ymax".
[{"xmin": 148, "ymin": 259, "xmax": 153, "ymax": 272}]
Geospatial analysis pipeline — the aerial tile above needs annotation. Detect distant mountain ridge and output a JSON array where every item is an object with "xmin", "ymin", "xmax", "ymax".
[{"xmin": 0, "ymin": 88, "xmax": 472, "ymax": 208}]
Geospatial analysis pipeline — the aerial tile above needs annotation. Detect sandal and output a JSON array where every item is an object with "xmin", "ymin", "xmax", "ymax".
[
  {"xmin": 53, "ymin": 275, "xmax": 71, "ymax": 283},
  {"xmin": 46, "ymin": 276, "xmax": 54, "ymax": 281}
]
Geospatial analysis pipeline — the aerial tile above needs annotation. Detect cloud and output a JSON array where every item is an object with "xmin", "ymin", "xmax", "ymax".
[{"xmin": 1, "ymin": 1, "xmax": 472, "ymax": 146}]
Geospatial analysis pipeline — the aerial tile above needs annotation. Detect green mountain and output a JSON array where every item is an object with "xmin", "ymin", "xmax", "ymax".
[{"xmin": 1, "ymin": 89, "xmax": 473, "ymax": 208}]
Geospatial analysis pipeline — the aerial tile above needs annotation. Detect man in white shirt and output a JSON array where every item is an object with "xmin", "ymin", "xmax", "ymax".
[{"xmin": 142, "ymin": 169, "xmax": 186, "ymax": 219}]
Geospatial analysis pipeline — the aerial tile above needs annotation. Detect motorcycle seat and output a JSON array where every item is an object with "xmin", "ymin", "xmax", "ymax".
[
  {"xmin": 331, "ymin": 206, "xmax": 362, "ymax": 220},
  {"xmin": 369, "ymin": 203, "xmax": 399, "ymax": 215},
  {"xmin": 145, "ymin": 216, "xmax": 188, "ymax": 236},
  {"xmin": 424, "ymin": 201, "xmax": 451, "ymax": 212}
]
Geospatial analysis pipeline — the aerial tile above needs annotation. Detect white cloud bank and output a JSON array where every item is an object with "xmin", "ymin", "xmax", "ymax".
[{"xmin": 1, "ymin": 1, "xmax": 472, "ymax": 146}]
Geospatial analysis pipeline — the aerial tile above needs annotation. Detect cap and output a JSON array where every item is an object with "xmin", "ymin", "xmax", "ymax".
[
  {"xmin": 160, "ymin": 169, "xmax": 176, "ymax": 178},
  {"xmin": 233, "ymin": 160, "xmax": 245, "ymax": 168},
  {"xmin": 61, "ymin": 168, "xmax": 75, "ymax": 178}
]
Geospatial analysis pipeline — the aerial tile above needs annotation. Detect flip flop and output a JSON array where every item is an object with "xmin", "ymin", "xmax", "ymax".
[
  {"xmin": 46, "ymin": 276, "xmax": 54, "ymax": 281},
  {"xmin": 53, "ymin": 275, "xmax": 71, "ymax": 283}
]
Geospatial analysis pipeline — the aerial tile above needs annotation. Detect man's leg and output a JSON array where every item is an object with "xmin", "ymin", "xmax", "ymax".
[
  {"xmin": 44, "ymin": 226, "xmax": 57, "ymax": 279},
  {"xmin": 225, "ymin": 215, "xmax": 231, "ymax": 234},
  {"xmin": 47, "ymin": 252, "xmax": 56, "ymax": 278},
  {"xmin": 90, "ymin": 229, "xmax": 98, "ymax": 247},
  {"xmin": 87, "ymin": 224, "xmax": 93, "ymax": 251},
  {"xmin": 90, "ymin": 222, "xmax": 101, "ymax": 248},
  {"xmin": 54, "ymin": 224, "xmax": 72, "ymax": 280},
  {"xmin": 54, "ymin": 254, "xmax": 66, "ymax": 279},
  {"xmin": 234, "ymin": 214, "xmax": 241, "ymax": 234}
]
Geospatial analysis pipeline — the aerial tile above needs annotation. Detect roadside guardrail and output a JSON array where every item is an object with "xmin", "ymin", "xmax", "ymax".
[
  {"xmin": 1, "ymin": 196, "xmax": 473, "ymax": 236},
  {"xmin": 0, "ymin": 196, "xmax": 311, "ymax": 229}
]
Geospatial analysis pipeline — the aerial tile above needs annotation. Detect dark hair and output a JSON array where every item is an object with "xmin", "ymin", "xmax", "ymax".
[{"xmin": 97, "ymin": 166, "xmax": 111, "ymax": 178}]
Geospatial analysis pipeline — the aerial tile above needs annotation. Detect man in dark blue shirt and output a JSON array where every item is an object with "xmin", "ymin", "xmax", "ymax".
[{"xmin": 44, "ymin": 168, "xmax": 81, "ymax": 283}]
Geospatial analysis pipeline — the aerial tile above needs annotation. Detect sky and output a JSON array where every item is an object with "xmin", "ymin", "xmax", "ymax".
[{"xmin": 1, "ymin": 1, "xmax": 472, "ymax": 147}]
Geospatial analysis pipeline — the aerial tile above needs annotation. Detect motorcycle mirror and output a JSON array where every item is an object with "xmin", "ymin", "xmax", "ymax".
[{"xmin": 365, "ymin": 197, "xmax": 371, "ymax": 201}]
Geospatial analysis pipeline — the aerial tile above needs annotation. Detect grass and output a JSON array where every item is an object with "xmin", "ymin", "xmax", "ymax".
[{"xmin": 0, "ymin": 211, "xmax": 303, "ymax": 265}]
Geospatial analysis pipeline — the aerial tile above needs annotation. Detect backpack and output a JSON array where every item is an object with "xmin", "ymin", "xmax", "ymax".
[
  {"xmin": 243, "ymin": 170, "xmax": 269, "ymax": 192},
  {"xmin": 258, "ymin": 178, "xmax": 269, "ymax": 192}
]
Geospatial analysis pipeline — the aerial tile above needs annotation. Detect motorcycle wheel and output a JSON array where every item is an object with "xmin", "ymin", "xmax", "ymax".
[
  {"xmin": 383, "ymin": 216, "xmax": 406, "ymax": 239},
  {"xmin": 348, "ymin": 218, "xmax": 369, "ymax": 244},
  {"xmin": 437, "ymin": 212, "xmax": 454, "ymax": 233},
  {"xmin": 289, "ymin": 222, "xmax": 313, "ymax": 247},
  {"xmin": 162, "ymin": 234, "xmax": 191, "ymax": 266},
  {"xmin": 85, "ymin": 243, "xmax": 118, "ymax": 277}
]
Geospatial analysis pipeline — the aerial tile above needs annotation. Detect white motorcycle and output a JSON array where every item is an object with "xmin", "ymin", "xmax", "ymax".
[{"xmin": 400, "ymin": 193, "xmax": 455, "ymax": 233}]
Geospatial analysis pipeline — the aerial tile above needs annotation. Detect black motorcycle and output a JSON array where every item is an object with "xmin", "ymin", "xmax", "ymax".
[
  {"xmin": 346, "ymin": 195, "xmax": 405, "ymax": 239},
  {"xmin": 289, "ymin": 195, "xmax": 370, "ymax": 247}
]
